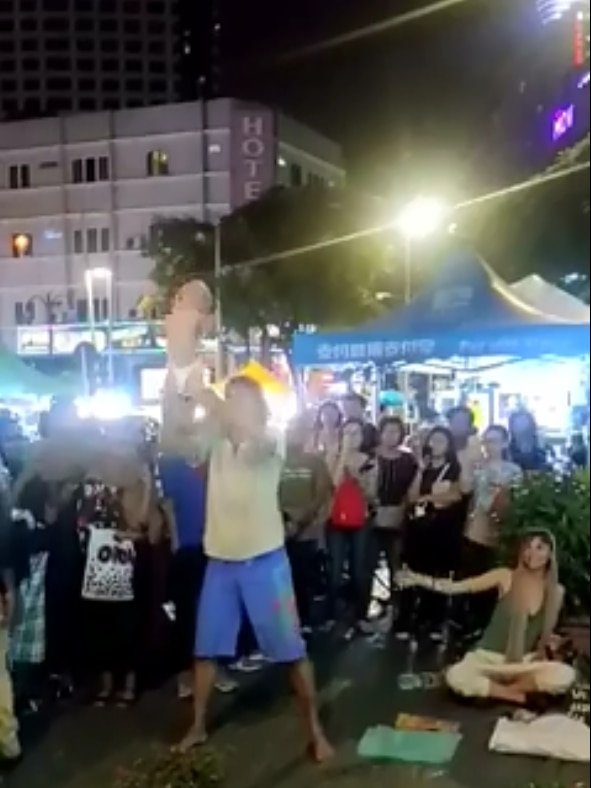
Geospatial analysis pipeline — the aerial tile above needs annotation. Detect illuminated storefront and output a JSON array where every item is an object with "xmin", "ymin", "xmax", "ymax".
[{"xmin": 17, "ymin": 321, "xmax": 166, "ymax": 357}]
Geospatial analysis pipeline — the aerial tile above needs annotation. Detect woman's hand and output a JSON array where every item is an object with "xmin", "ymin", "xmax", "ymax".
[
  {"xmin": 537, "ymin": 634, "xmax": 566, "ymax": 661},
  {"xmin": 394, "ymin": 569, "xmax": 454, "ymax": 594}
]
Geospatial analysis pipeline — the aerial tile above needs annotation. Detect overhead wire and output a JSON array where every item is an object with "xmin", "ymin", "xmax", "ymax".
[{"xmin": 226, "ymin": 160, "xmax": 589, "ymax": 274}]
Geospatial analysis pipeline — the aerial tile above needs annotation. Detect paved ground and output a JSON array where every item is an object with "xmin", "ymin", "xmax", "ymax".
[{"xmin": 3, "ymin": 636, "xmax": 589, "ymax": 788}]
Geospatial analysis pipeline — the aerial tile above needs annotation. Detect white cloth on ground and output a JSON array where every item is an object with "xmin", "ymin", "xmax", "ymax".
[{"xmin": 489, "ymin": 713, "xmax": 590, "ymax": 762}]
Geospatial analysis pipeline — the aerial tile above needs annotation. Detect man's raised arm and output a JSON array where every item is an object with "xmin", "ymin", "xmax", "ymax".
[{"xmin": 160, "ymin": 383, "xmax": 218, "ymax": 463}]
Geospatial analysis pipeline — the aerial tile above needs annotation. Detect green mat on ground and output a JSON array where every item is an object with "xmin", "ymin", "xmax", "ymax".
[{"xmin": 357, "ymin": 725, "xmax": 462, "ymax": 764}]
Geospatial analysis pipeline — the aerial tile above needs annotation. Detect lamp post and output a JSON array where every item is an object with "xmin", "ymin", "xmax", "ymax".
[
  {"xmin": 213, "ymin": 221, "xmax": 224, "ymax": 381},
  {"xmin": 395, "ymin": 196, "xmax": 447, "ymax": 303},
  {"xmin": 84, "ymin": 267, "xmax": 114, "ymax": 384}
]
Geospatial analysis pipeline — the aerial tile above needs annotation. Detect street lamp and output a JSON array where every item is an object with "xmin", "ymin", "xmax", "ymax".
[
  {"xmin": 84, "ymin": 267, "xmax": 114, "ymax": 384},
  {"xmin": 395, "ymin": 196, "xmax": 447, "ymax": 303},
  {"xmin": 213, "ymin": 221, "xmax": 223, "ymax": 381}
]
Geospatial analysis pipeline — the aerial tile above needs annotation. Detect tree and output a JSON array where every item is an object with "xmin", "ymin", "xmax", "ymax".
[
  {"xmin": 144, "ymin": 185, "xmax": 392, "ymax": 362},
  {"xmin": 459, "ymin": 134, "xmax": 589, "ymax": 288}
]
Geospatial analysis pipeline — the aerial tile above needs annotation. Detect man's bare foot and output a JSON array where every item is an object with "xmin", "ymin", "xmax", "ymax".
[
  {"xmin": 309, "ymin": 731, "xmax": 334, "ymax": 763},
  {"xmin": 172, "ymin": 723, "xmax": 208, "ymax": 754}
]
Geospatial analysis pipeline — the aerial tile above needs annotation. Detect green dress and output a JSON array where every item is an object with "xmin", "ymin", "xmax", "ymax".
[{"xmin": 477, "ymin": 591, "xmax": 545, "ymax": 656}]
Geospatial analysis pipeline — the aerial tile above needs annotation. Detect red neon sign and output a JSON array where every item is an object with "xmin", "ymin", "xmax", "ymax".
[{"xmin": 573, "ymin": 16, "xmax": 585, "ymax": 66}]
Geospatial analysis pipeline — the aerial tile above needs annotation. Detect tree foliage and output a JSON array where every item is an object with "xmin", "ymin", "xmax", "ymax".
[
  {"xmin": 143, "ymin": 185, "xmax": 391, "ymax": 350},
  {"xmin": 459, "ymin": 134, "xmax": 589, "ymax": 289}
]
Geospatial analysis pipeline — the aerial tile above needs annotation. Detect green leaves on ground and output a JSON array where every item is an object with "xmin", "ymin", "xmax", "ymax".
[{"xmin": 114, "ymin": 747, "xmax": 224, "ymax": 788}]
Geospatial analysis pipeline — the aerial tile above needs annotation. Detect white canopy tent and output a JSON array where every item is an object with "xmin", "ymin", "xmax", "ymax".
[{"xmin": 511, "ymin": 275, "xmax": 590, "ymax": 323}]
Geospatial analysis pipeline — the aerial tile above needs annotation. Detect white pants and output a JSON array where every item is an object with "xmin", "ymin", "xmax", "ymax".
[
  {"xmin": 0, "ymin": 628, "xmax": 19, "ymax": 758},
  {"xmin": 446, "ymin": 649, "xmax": 576, "ymax": 699},
  {"xmin": 168, "ymin": 360, "xmax": 204, "ymax": 396}
]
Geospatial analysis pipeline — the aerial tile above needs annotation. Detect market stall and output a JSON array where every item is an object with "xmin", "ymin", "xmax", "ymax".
[
  {"xmin": 0, "ymin": 346, "xmax": 77, "ymax": 400},
  {"xmin": 510, "ymin": 275, "xmax": 590, "ymax": 323},
  {"xmin": 292, "ymin": 252, "xmax": 590, "ymax": 369},
  {"xmin": 292, "ymin": 252, "xmax": 589, "ymax": 431}
]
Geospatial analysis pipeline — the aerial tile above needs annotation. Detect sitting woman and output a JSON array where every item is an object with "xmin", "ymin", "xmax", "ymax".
[{"xmin": 397, "ymin": 530, "xmax": 576, "ymax": 704}]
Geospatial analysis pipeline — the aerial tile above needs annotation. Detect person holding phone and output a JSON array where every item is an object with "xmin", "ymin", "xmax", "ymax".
[
  {"xmin": 398, "ymin": 426, "xmax": 464, "ymax": 640},
  {"xmin": 366, "ymin": 417, "xmax": 418, "ymax": 625},
  {"xmin": 460, "ymin": 425, "xmax": 522, "ymax": 637},
  {"xmin": 325, "ymin": 419, "xmax": 377, "ymax": 634}
]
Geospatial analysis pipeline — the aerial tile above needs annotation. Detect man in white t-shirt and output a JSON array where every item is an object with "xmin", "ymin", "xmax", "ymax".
[{"xmin": 162, "ymin": 375, "xmax": 332, "ymax": 762}]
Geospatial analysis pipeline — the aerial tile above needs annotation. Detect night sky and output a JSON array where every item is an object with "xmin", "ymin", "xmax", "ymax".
[{"xmin": 220, "ymin": 0, "xmax": 570, "ymax": 193}]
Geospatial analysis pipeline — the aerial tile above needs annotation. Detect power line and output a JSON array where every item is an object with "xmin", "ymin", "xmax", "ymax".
[
  {"xmin": 279, "ymin": 0, "xmax": 468, "ymax": 63},
  {"xmin": 227, "ymin": 160, "xmax": 589, "ymax": 274}
]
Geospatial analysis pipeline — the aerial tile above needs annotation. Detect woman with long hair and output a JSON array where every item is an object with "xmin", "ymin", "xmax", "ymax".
[
  {"xmin": 398, "ymin": 426, "xmax": 465, "ymax": 640},
  {"xmin": 398, "ymin": 530, "xmax": 575, "ymax": 704},
  {"xmin": 325, "ymin": 418, "xmax": 376, "ymax": 634},
  {"xmin": 508, "ymin": 410, "xmax": 550, "ymax": 472},
  {"xmin": 313, "ymin": 401, "xmax": 342, "ymax": 474},
  {"xmin": 366, "ymin": 417, "xmax": 417, "ymax": 622}
]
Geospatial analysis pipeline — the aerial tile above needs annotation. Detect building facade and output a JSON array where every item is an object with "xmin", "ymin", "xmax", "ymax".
[
  {"xmin": 0, "ymin": 0, "xmax": 178, "ymax": 120},
  {"xmin": 489, "ymin": 0, "xmax": 589, "ymax": 178},
  {"xmin": 0, "ymin": 99, "xmax": 345, "ymax": 351}
]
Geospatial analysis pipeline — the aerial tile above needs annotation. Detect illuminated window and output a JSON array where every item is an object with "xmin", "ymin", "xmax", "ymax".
[
  {"xmin": 12, "ymin": 233, "xmax": 33, "ymax": 257},
  {"xmin": 146, "ymin": 150, "xmax": 169, "ymax": 176}
]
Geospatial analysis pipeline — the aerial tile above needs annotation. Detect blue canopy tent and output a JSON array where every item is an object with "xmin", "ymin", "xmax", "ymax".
[{"xmin": 292, "ymin": 252, "xmax": 590, "ymax": 368}]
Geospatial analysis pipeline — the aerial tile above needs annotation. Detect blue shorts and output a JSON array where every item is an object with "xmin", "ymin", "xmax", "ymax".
[{"xmin": 195, "ymin": 547, "xmax": 306, "ymax": 663}]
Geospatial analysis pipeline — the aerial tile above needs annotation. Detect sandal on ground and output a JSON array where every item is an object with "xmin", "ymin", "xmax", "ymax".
[
  {"xmin": 115, "ymin": 692, "xmax": 137, "ymax": 709},
  {"xmin": 93, "ymin": 691, "xmax": 111, "ymax": 707}
]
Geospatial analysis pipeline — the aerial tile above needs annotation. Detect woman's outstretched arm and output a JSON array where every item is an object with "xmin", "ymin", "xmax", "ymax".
[{"xmin": 396, "ymin": 566, "xmax": 512, "ymax": 596}]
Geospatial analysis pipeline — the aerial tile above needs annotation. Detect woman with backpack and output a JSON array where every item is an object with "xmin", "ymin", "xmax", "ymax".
[{"xmin": 325, "ymin": 419, "xmax": 377, "ymax": 635}]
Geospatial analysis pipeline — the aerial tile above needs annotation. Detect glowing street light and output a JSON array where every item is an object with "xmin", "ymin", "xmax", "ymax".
[
  {"xmin": 395, "ymin": 196, "xmax": 447, "ymax": 302},
  {"xmin": 395, "ymin": 196, "xmax": 447, "ymax": 241},
  {"xmin": 84, "ymin": 266, "xmax": 112, "ymax": 284}
]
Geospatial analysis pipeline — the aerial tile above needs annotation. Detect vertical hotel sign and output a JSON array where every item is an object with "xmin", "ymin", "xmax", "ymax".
[{"xmin": 231, "ymin": 106, "xmax": 275, "ymax": 208}]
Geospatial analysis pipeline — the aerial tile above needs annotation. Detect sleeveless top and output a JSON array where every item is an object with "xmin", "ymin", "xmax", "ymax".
[{"xmin": 478, "ymin": 591, "xmax": 545, "ymax": 656}]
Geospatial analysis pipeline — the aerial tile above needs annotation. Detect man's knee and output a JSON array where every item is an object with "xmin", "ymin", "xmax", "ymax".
[{"xmin": 535, "ymin": 662, "xmax": 576, "ymax": 695}]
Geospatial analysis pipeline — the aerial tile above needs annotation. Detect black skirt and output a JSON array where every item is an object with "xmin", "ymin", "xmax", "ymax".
[{"xmin": 83, "ymin": 599, "xmax": 138, "ymax": 674}]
